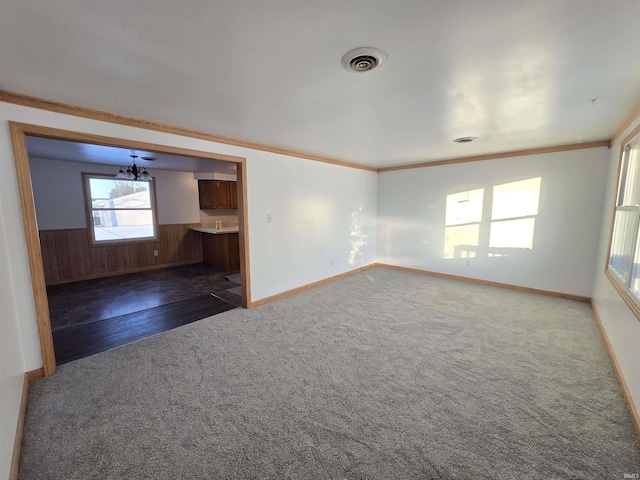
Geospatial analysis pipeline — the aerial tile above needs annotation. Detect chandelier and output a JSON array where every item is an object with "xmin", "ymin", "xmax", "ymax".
[{"xmin": 115, "ymin": 155, "xmax": 153, "ymax": 181}]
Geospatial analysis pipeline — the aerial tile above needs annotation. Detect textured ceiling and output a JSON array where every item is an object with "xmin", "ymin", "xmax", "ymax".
[{"xmin": 2, "ymin": 0, "xmax": 640, "ymax": 168}]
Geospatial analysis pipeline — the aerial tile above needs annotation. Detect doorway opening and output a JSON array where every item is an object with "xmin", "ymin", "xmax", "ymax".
[{"xmin": 10, "ymin": 122, "xmax": 251, "ymax": 375}]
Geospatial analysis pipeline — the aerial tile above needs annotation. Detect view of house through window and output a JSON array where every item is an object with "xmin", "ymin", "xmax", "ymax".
[
  {"xmin": 608, "ymin": 139, "xmax": 640, "ymax": 303},
  {"xmin": 444, "ymin": 177, "xmax": 541, "ymax": 259},
  {"xmin": 84, "ymin": 174, "xmax": 157, "ymax": 243}
]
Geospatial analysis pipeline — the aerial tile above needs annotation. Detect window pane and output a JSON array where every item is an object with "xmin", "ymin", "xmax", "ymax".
[
  {"xmin": 89, "ymin": 178, "xmax": 151, "ymax": 209},
  {"xmin": 609, "ymin": 209, "xmax": 638, "ymax": 281},
  {"xmin": 621, "ymin": 149, "xmax": 640, "ymax": 206},
  {"xmin": 629, "ymin": 231, "xmax": 640, "ymax": 296},
  {"xmin": 444, "ymin": 224, "xmax": 479, "ymax": 259},
  {"xmin": 445, "ymin": 189, "xmax": 484, "ymax": 226},
  {"xmin": 489, "ymin": 218, "xmax": 535, "ymax": 250},
  {"xmin": 492, "ymin": 177, "xmax": 541, "ymax": 220},
  {"xmin": 92, "ymin": 210, "xmax": 155, "ymax": 241}
]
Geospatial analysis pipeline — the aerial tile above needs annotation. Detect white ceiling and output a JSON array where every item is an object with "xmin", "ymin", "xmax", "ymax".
[
  {"xmin": 26, "ymin": 136, "xmax": 237, "ymax": 174},
  {"xmin": 3, "ymin": 1, "xmax": 640, "ymax": 169}
]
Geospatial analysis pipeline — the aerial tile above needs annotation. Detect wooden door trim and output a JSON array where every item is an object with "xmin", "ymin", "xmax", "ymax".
[
  {"xmin": 237, "ymin": 163, "xmax": 251, "ymax": 307},
  {"xmin": 9, "ymin": 122, "xmax": 251, "ymax": 376}
]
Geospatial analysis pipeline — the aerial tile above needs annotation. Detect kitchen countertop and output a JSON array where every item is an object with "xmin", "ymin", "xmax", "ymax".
[{"xmin": 190, "ymin": 226, "xmax": 239, "ymax": 234}]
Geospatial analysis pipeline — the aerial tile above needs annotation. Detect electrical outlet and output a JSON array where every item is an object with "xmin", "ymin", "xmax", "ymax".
[
  {"xmin": 466, "ymin": 260, "xmax": 471, "ymax": 266},
  {"xmin": 330, "ymin": 259, "xmax": 334, "ymax": 266},
  {"xmin": 267, "ymin": 213, "xmax": 272, "ymax": 223},
  {"xmin": 153, "ymin": 250, "xmax": 159, "ymax": 257}
]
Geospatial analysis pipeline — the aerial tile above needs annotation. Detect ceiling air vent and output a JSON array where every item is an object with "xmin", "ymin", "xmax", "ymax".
[
  {"xmin": 342, "ymin": 47, "xmax": 388, "ymax": 73},
  {"xmin": 453, "ymin": 136, "xmax": 478, "ymax": 144}
]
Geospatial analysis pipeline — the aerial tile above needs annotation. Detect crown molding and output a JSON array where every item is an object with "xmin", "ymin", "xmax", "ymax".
[
  {"xmin": 0, "ymin": 90, "xmax": 377, "ymax": 172},
  {"xmin": 377, "ymin": 140, "xmax": 611, "ymax": 172},
  {"xmin": 0, "ymin": 89, "xmax": 621, "ymax": 174},
  {"xmin": 611, "ymin": 96, "xmax": 640, "ymax": 143}
]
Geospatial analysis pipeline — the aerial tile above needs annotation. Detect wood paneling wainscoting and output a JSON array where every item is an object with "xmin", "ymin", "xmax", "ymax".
[{"xmin": 40, "ymin": 224, "xmax": 203, "ymax": 285}]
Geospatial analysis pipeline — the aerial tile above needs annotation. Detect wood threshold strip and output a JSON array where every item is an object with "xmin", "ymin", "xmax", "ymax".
[
  {"xmin": 10, "ymin": 368, "xmax": 44, "ymax": 480},
  {"xmin": 591, "ymin": 302, "xmax": 640, "ymax": 443},
  {"xmin": 377, "ymin": 140, "xmax": 611, "ymax": 172},
  {"xmin": 0, "ymin": 90, "xmax": 376, "ymax": 172}
]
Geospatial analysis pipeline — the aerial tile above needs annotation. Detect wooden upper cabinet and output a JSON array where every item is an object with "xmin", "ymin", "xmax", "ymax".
[
  {"xmin": 198, "ymin": 180, "xmax": 215, "ymax": 209},
  {"xmin": 198, "ymin": 180, "xmax": 238, "ymax": 210},
  {"xmin": 229, "ymin": 181, "xmax": 238, "ymax": 209},
  {"xmin": 214, "ymin": 181, "xmax": 232, "ymax": 209}
]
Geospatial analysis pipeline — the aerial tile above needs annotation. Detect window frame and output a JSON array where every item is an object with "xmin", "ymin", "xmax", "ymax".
[
  {"xmin": 82, "ymin": 172, "xmax": 159, "ymax": 246},
  {"xmin": 606, "ymin": 127, "xmax": 640, "ymax": 318},
  {"xmin": 443, "ymin": 187, "xmax": 484, "ymax": 259}
]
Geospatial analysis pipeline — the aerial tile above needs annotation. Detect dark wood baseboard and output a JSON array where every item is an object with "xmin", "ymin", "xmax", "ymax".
[
  {"xmin": 591, "ymin": 302, "xmax": 640, "ymax": 444},
  {"xmin": 10, "ymin": 368, "xmax": 44, "ymax": 480}
]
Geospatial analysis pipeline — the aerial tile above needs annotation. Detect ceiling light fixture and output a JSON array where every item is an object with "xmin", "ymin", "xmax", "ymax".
[
  {"xmin": 453, "ymin": 136, "xmax": 478, "ymax": 144},
  {"xmin": 115, "ymin": 155, "xmax": 153, "ymax": 181},
  {"xmin": 341, "ymin": 47, "xmax": 388, "ymax": 73}
]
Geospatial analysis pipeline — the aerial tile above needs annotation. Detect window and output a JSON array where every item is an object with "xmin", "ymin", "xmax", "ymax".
[
  {"xmin": 83, "ymin": 173, "xmax": 158, "ymax": 244},
  {"xmin": 443, "ymin": 188, "xmax": 484, "ymax": 259},
  {"xmin": 443, "ymin": 178, "xmax": 541, "ymax": 259},
  {"xmin": 608, "ymin": 137, "xmax": 640, "ymax": 308},
  {"xmin": 489, "ymin": 177, "xmax": 541, "ymax": 253}
]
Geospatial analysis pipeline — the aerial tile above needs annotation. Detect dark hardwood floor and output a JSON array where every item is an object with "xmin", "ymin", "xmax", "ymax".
[
  {"xmin": 46, "ymin": 264, "xmax": 242, "ymax": 364},
  {"xmin": 53, "ymin": 295, "xmax": 236, "ymax": 365},
  {"xmin": 47, "ymin": 264, "xmax": 242, "ymax": 331}
]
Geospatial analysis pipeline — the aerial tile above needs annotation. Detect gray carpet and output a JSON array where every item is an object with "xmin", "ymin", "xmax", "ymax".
[{"xmin": 20, "ymin": 267, "xmax": 640, "ymax": 479}]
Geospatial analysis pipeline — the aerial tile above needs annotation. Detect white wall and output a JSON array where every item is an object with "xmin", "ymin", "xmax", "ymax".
[
  {"xmin": 0, "ymin": 192, "xmax": 27, "ymax": 480},
  {"xmin": 0, "ymin": 100, "xmax": 378, "ymax": 367},
  {"xmin": 593, "ymin": 116, "xmax": 640, "ymax": 420},
  {"xmin": 14, "ymin": 97, "xmax": 635, "ymax": 477},
  {"xmin": 377, "ymin": 148, "xmax": 609, "ymax": 297},
  {"xmin": 0, "ymin": 101, "xmax": 378, "ymax": 480},
  {"xmin": 0, "ymin": 117, "xmax": 41, "ymax": 480},
  {"xmin": 248, "ymin": 153, "xmax": 378, "ymax": 300},
  {"xmin": 29, "ymin": 157, "xmax": 201, "ymax": 229},
  {"xmin": 28, "ymin": 154, "xmax": 378, "ymax": 302}
]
